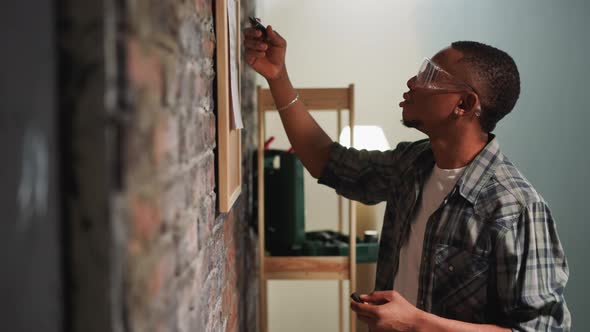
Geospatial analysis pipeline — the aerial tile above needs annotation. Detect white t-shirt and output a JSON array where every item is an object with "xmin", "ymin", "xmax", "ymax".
[{"xmin": 393, "ymin": 164, "xmax": 465, "ymax": 306}]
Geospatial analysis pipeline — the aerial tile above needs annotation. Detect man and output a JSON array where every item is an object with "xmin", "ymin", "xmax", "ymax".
[{"xmin": 244, "ymin": 23, "xmax": 570, "ymax": 332}]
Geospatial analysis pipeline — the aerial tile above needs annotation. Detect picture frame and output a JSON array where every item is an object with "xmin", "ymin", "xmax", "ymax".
[{"xmin": 215, "ymin": 0, "xmax": 242, "ymax": 213}]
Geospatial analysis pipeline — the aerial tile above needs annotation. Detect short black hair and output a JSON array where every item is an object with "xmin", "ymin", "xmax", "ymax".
[{"xmin": 451, "ymin": 41, "xmax": 521, "ymax": 133}]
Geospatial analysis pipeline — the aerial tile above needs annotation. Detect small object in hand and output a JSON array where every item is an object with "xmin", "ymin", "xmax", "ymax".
[
  {"xmin": 350, "ymin": 292, "xmax": 364, "ymax": 303},
  {"xmin": 249, "ymin": 16, "xmax": 268, "ymax": 40}
]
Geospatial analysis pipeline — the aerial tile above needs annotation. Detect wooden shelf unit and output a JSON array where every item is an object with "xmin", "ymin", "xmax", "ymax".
[
  {"xmin": 257, "ymin": 85, "xmax": 356, "ymax": 332},
  {"xmin": 264, "ymin": 256, "xmax": 350, "ymax": 280}
]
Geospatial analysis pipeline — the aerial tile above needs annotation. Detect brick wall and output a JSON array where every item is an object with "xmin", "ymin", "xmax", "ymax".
[{"xmin": 61, "ymin": 0, "xmax": 258, "ymax": 331}]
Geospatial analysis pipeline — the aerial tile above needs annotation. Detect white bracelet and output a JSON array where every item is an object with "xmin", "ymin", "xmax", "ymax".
[{"xmin": 277, "ymin": 93, "xmax": 299, "ymax": 112}]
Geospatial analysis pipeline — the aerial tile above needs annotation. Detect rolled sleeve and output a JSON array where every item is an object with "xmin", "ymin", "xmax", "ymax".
[
  {"xmin": 317, "ymin": 141, "xmax": 411, "ymax": 205},
  {"xmin": 496, "ymin": 202, "xmax": 571, "ymax": 331}
]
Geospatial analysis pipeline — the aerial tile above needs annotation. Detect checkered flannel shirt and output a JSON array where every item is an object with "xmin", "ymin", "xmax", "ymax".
[{"xmin": 318, "ymin": 135, "xmax": 571, "ymax": 331}]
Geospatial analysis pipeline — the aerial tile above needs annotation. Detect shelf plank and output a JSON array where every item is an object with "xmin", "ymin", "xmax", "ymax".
[
  {"xmin": 259, "ymin": 88, "xmax": 351, "ymax": 111},
  {"xmin": 264, "ymin": 256, "xmax": 350, "ymax": 280}
]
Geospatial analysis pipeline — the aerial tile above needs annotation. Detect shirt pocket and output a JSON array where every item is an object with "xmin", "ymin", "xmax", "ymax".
[{"xmin": 432, "ymin": 244, "xmax": 490, "ymax": 323}]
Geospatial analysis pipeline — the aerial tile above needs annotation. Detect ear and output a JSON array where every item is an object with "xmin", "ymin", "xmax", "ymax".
[{"xmin": 462, "ymin": 92, "xmax": 479, "ymax": 114}]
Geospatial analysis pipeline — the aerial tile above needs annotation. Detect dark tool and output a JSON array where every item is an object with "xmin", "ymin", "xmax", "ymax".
[
  {"xmin": 350, "ymin": 292, "xmax": 364, "ymax": 303},
  {"xmin": 249, "ymin": 16, "xmax": 268, "ymax": 40}
]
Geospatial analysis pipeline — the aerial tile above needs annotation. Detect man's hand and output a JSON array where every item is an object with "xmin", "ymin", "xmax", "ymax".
[
  {"xmin": 351, "ymin": 290, "xmax": 512, "ymax": 332},
  {"xmin": 243, "ymin": 24, "xmax": 287, "ymax": 81},
  {"xmin": 350, "ymin": 290, "xmax": 424, "ymax": 332}
]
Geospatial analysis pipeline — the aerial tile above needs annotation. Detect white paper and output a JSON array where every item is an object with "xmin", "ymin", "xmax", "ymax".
[{"xmin": 227, "ymin": 0, "xmax": 243, "ymax": 129}]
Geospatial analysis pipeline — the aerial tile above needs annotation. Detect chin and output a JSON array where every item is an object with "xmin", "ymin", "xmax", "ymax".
[
  {"xmin": 401, "ymin": 112, "xmax": 415, "ymax": 128},
  {"xmin": 401, "ymin": 116, "xmax": 422, "ymax": 129},
  {"xmin": 402, "ymin": 120, "xmax": 420, "ymax": 129},
  {"xmin": 401, "ymin": 109, "xmax": 409, "ymax": 121},
  {"xmin": 401, "ymin": 108, "xmax": 425, "ymax": 129}
]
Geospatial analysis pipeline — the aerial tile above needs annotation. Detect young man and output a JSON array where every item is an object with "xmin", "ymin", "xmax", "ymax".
[{"xmin": 244, "ymin": 23, "xmax": 570, "ymax": 332}]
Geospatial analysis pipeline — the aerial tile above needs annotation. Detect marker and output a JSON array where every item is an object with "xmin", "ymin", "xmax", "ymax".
[{"xmin": 249, "ymin": 16, "xmax": 268, "ymax": 40}]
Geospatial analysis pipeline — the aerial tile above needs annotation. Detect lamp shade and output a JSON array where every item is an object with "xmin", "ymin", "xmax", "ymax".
[{"xmin": 338, "ymin": 125, "xmax": 391, "ymax": 151}]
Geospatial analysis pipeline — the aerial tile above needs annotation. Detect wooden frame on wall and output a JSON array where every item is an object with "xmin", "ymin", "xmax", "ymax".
[{"xmin": 215, "ymin": 0, "xmax": 242, "ymax": 213}]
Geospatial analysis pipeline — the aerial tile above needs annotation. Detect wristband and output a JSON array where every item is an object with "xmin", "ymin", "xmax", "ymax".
[{"xmin": 277, "ymin": 93, "xmax": 299, "ymax": 112}]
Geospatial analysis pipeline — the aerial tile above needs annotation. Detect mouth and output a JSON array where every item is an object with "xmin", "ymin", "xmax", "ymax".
[{"xmin": 399, "ymin": 91, "xmax": 412, "ymax": 108}]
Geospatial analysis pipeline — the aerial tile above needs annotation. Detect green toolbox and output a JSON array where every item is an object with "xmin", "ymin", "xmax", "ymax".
[
  {"xmin": 264, "ymin": 149, "xmax": 306, "ymax": 255},
  {"xmin": 264, "ymin": 150, "xmax": 379, "ymax": 263},
  {"xmin": 303, "ymin": 230, "xmax": 379, "ymax": 263}
]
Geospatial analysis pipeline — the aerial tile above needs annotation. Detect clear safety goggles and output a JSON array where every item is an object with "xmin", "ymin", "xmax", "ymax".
[{"xmin": 415, "ymin": 58, "xmax": 476, "ymax": 93}]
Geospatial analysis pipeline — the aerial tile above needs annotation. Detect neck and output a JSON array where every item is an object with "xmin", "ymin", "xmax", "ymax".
[{"xmin": 428, "ymin": 130, "xmax": 489, "ymax": 169}]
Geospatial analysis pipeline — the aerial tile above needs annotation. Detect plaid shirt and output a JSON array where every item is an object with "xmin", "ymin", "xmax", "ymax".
[{"xmin": 318, "ymin": 135, "xmax": 571, "ymax": 331}]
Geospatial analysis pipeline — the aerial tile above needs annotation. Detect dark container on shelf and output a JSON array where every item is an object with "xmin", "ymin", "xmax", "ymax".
[{"xmin": 264, "ymin": 149, "xmax": 306, "ymax": 255}]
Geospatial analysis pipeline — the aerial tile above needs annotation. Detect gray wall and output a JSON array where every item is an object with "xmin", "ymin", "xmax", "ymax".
[
  {"xmin": 0, "ymin": 1, "xmax": 63, "ymax": 331},
  {"xmin": 260, "ymin": 0, "xmax": 589, "ymax": 330},
  {"xmin": 414, "ymin": 0, "xmax": 590, "ymax": 329}
]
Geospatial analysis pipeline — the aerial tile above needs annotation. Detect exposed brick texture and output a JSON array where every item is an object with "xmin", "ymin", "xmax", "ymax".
[
  {"xmin": 61, "ymin": 0, "xmax": 258, "ymax": 331},
  {"xmin": 124, "ymin": 1, "xmax": 258, "ymax": 331}
]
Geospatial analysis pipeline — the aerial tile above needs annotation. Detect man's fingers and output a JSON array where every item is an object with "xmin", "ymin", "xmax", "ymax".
[
  {"xmin": 245, "ymin": 49, "xmax": 266, "ymax": 59},
  {"xmin": 243, "ymin": 27, "xmax": 262, "ymax": 39},
  {"xmin": 350, "ymin": 301, "xmax": 379, "ymax": 319},
  {"xmin": 244, "ymin": 39, "xmax": 268, "ymax": 51},
  {"xmin": 360, "ymin": 290, "xmax": 393, "ymax": 304},
  {"xmin": 359, "ymin": 294, "xmax": 375, "ymax": 302},
  {"xmin": 265, "ymin": 25, "xmax": 286, "ymax": 47},
  {"xmin": 245, "ymin": 50, "xmax": 266, "ymax": 66}
]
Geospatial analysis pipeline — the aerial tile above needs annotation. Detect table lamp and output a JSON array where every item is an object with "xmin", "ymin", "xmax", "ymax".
[
  {"xmin": 339, "ymin": 125, "xmax": 390, "ymax": 332},
  {"xmin": 338, "ymin": 125, "xmax": 391, "ymax": 239}
]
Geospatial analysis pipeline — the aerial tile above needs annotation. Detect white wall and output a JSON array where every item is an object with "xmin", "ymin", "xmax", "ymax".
[{"xmin": 256, "ymin": 1, "xmax": 590, "ymax": 331}]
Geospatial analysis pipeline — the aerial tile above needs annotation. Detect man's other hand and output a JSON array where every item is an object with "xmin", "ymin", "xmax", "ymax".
[{"xmin": 350, "ymin": 290, "xmax": 425, "ymax": 332}]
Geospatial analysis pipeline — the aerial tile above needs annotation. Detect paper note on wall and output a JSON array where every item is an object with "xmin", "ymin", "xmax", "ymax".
[{"xmin": 227, "ymin": 0, "xmax": 243, "ymax": 129}]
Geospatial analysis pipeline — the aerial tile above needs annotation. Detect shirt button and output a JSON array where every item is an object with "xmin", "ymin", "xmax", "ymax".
[{"xmin": 448, "ymin": 265, "xmax": 455, "ymax": 272}]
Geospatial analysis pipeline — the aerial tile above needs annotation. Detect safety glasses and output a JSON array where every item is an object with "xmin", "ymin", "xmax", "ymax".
[{"xmin": 415, "ymin": 58, "xmax": 477, "ymax": 93}]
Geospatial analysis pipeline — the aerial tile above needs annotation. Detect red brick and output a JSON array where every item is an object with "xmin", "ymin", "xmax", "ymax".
[
  {"xmin": 162, "ymin": 176, "xmax": 187, "ymax": 226},
  {"xmin": 127, "ymin": 38, "xmax": 163, "ymax": 95},
  {"xmin": 147, "ymin": 250, "xmax": 176, "ymax": 301},
  {"xmin": 131, "ymin": 195, "xmax": 162, "ymax": 245},
  {"xmin": 153, "ymin": 113, "xmax": 169, "ymax": 168},
  {"xmin": 162, "ymin": 57, "xmax": 180, "ymax": 107},
  {"xmin": 175, "ymin": 215, "xmax": 198, "ymax": 272},
  {"xmin": 184, "ymin": 108, "xmax": 216, "ymax": 155},
  {"xmin": 195, "ymin": 0, "xmax": 207, "ymax": 14},
  {"xmin": 190, "ymin": 151, "xmax": 215, "ymax": 202},
  {"xmin": 203, "ymin": 37, "xmax": 215, "ymax": 58}
]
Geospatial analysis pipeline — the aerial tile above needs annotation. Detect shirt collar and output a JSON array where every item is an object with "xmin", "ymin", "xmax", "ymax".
[
  {"xmin": 457, "ymin": 135, "xmax": 503, "ymax": 204},
  {"xmin": 415, "ymin": 134, "xmax": 503, "ymax": 205}
]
